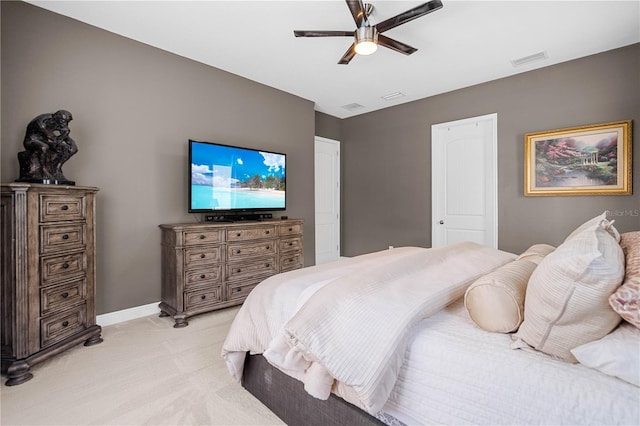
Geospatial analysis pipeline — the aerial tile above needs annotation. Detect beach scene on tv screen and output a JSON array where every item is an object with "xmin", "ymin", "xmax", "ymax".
[{"xmin": 191, "ymin": 143, "xmax": 285, "ymax": 210}]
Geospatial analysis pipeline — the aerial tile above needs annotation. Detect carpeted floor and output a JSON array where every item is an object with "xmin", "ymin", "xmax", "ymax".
[{"xmin": 0, "ymin": 306, "xmax": 284, "ymax": 425}]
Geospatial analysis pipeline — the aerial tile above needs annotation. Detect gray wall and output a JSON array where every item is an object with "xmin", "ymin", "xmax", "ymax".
[
  {"xmin": 2, "ymin": 1, "xmax": 639, "ymax": 315},
  {"xmin": 1, "ymin": 1, "xmax": 316, "ymax": 314},
  {"xmin": 341, "ymin": 43, "xmax": 640, "ymax": 256},
  {"xmin": 315, "ymin": 112, "xmax": 342, "ymax": 142}
]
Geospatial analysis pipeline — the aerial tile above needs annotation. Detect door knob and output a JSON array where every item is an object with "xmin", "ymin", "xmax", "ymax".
[{"xmin": 439, "ymin": 220, "xmax": 444, "ymax": 224}]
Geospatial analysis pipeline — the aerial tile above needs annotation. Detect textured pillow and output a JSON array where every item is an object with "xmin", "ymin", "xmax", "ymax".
[
  {"xmin": 513, "ymin": 225, "xmax": 624, "ymax": 362},
  {"xmin": 609, "ymin": 231, "xmax": 640, "ymax": 328},
  {"xmin": 465, "ymin": 259, "xmax": 538, "ymax": 333},
  {"xmin": 571, "ymin": 322, "xmax": 640, "ymax": 386},
  {"xmin": 565, "ymin": 211, "xmax": 620, "ymax": 242},
  {"xmin": 516, "ymin": 244, "xmax": 555, "ymax": 265}
]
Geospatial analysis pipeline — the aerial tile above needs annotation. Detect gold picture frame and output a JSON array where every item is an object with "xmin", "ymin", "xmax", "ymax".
[{"xmin": 525, "ymin": 120, "xmax": 632, "ymax": 196}]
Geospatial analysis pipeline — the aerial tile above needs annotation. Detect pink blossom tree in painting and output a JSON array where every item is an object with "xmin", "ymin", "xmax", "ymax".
[{"xmin": 535, "ymin": 133, "xmax": 618, "ymax": 187}]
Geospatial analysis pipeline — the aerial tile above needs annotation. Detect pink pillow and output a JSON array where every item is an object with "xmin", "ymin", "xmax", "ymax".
[{"xmin": 609, "ymin": 231, "xmax": 640, "ymax": 328}]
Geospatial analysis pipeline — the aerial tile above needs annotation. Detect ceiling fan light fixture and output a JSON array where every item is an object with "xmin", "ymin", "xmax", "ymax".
[
  {"xmin": 354, "ymin": 26, "xmax": 378, "ymax": 55},
  {"xmin": 295, "ymin": 0, "xmax": 443, "ymax": 64}
]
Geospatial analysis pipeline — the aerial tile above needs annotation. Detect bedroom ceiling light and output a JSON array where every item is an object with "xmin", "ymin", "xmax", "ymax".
[
  {"xmin": 294, "ymin": 0, "xmax": 443, "ymax": 65},
  {"xmin": 354, "ymin": 26, "xmax": 378, "ymax": 55}
]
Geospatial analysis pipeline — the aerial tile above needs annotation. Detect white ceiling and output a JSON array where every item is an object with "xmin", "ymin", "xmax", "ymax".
[{"xmin": 28, "ymin": 0, "xmax": 640, "ymax": 119}]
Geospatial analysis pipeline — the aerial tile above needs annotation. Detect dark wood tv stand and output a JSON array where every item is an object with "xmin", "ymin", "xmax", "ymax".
[{"xmin": 159, "ymin": 219, "xmax": 304, "ymax": 327}]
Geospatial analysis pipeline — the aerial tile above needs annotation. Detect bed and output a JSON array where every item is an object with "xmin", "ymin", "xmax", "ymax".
[{"xmin": 222, "ymin": 213, "xmax": 640, "ymax": 425}]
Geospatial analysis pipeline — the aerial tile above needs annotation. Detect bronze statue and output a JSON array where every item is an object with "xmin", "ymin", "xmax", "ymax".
[{"xmin": 16, "ymin": 110, "xmax": 78, "ymax": 185}]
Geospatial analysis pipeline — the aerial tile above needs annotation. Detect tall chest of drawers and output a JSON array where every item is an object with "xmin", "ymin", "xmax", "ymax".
[
  {"xmin": 0, "ymin": 183, "xmax": 102, "ymax": 386},
  {"xmin": 159, "ymin": 219, "xmax": 304, "ymax": 327}
]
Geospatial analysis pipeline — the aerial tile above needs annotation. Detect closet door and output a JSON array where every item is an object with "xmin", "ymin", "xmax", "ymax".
[
  {"xmin": 314, "ymin": 136, "xmax": 341, "ymax": 264},
  {"xmin": 431, "ymin": 113, "xmax": 497, "ymax": 248}
]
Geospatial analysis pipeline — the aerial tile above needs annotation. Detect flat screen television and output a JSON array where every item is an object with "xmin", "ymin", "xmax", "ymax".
[{"xmin": 189, "ymin": 139, "xmax": 286, "ymax": 213}]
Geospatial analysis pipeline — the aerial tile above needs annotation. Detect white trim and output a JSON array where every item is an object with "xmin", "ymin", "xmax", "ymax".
[{"xmin": 96, "ymin": 301, "xmax": 160, "ymax": 327}]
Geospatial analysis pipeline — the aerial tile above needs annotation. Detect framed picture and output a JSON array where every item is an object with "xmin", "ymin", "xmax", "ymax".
[{"xmin": 525, "ymin": 120, "xmax": 632, "ymax": 196}]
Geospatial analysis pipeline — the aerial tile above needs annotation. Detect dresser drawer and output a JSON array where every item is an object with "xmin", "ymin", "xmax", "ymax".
[
  {"xmin": 227, "ymin": 241, "xmax": 276, "ymax": 262},
  {"xmin": 40, "ymin": 194, "xmax": 85, "ymax": 222},
  {"xmin": 280, "ymin": 236, "xmax": 303, "ymax": 253},
  {"xmin": 184, "ymin": 229, "xmax": 223, "ymax": 246},
  {"xmin": 226, "ymin": 257, "xmax": 277, "ymax": 281},
  {"xmin": 40, "ymin": 304, "xmax": 87, "ymax": 348},
  {"xmin": 185, "ymin": 266, "xmax": 222, "ymax": 289},
  {"xmin": 184, "ymin": 246, "xmax": 222, "ymax": 268},
  {"xmin": 281, "ymin": 252, "xmax": 303, "ymax": 272},
  {"xmin": 279, "ymin": 223, "xmax": 303, "ymax": 236},
  {"xmin": 41, "ymin": 251, "xmax": 86, "ymax": 285},
  {"xmin": 40, "ymin": 223, "xmax": 86, "ymax": 253},
  {"xmin": 227, "ymin": 278, "xmax": 263, "ymax": 302},
  {"xmin": 41, "ymin": 278, "xmax": 86, "ymax": 315},
  {"xmin": 227, "ymin": 226, "xmax": 276, "ymax": 242},
  {"xmin": 184, "ymin": 286, "xmax": 222, "ymax": 310}
]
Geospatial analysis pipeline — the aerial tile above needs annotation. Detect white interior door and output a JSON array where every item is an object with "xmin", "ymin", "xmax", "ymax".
[
  {"xmin": 431, "ymin": 113, "xmax": 497, "ymax": 248},
  {"xmin": 315, "ymin": 137, "xmax": 340, "ymax": 264}
]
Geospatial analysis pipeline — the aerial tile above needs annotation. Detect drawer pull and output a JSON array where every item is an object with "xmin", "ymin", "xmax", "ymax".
[
  {"xmin": 200, "ymin": 274, "xmax": 206, "ymax": 279},
  {"xmin": 289, "ymin": 228, "xmax": 293, "ymax": 231},
  {"xmin": 234, "ymin": 288, "xmax": 241, "ymax": 293},
  {"xmin": 61, "ymin": 292, "xmax": 69, "ymax": 298},
  {"xmin": 236, "ymin": 232, "xmax": 241, "ymax": 237},
  {"xmin": 266, "ymin": 245, "xmax": 270, "ymax": 250},
  {"xmin": 199, "ymin": 234, "xmax": 205, "ymax": 240},
  {"xmin": 200, "ymin": 254, "xmax": 206, "ymax": 259},
  {"xmin": 265, "ymin": 263, "xmax": 270, "ymax": 268},
  {"xmin": 265, "ymin": 230, "xmax": 270, "ymax": 234},
  {"xmin": 62, "ymin": 321, "xmax": 69, "ymax": 327},
  {"xmin": 288, "ymin": 242, "xmax": 293, "ymax": 246},
  {"xmin": 236, "ymin": 268, "xmax": 242, "ymax": 273},
  {"xmin": 200, "ymin": 295, "xmax": 206, "ymax": 300},
  {"xmin": 62, "ymin": 263, "xmax": 70, "ymax": 269},
  {"xmin": 62, "ymin": 234, "xmax": 69, "ymax": 240},
  {"xmin": 61, "ymin": 205, "xmax": 69, "ymax": 211},
  {"xmin": 236, "ymin": 249, "xmax": 241, "ymax": 254}
]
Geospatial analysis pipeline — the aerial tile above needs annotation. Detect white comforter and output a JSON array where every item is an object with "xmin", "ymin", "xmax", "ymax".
[
  {"xmin": 222, "ymin": 242, "xmax": 515, "ymax": 413},
  {"xmin": 384, "ymin": 299, "xmax": 640, "ymax": 425}
]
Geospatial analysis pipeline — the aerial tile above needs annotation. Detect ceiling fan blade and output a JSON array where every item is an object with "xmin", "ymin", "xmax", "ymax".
[
  {"xmin": 376, "ymin": 0, "xmax": 443, "ymax": 34},
  {"xmin": 378, "ymin": 34, "xmax": 417, "ymax": 55},
  {"xmin": 294, "ymin": 30, "xmax": 354, "ymax": 37},
  {"xmin": 338, "ymin": 43, "xmax": 357, "ymax": 65},
  {"xmin": 346, "ymin": 0, "xmax": 366, "ymax": 26}
]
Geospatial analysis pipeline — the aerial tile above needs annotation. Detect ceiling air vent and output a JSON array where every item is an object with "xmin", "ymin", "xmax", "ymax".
[
  {"xmin": 381, "ymin": 92, "xmax": 405, "ymax": 101},
  {"xmin": 511, "ymin": 51, "xmax": 548, "ymax": 68},
  {"xmin": 341, "ymin": 103, "xmax": 365, "ymax": 111}
]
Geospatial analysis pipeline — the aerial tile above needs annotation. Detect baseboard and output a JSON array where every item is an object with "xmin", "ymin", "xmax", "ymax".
[{"xmin": 96, "ymin": 301, "xmax": 160, "ymax": 327}]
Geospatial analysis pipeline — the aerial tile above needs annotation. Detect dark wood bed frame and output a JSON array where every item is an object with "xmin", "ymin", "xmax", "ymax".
[{"xmin": 242, "ymin": 354, "xmax": 385, "ymax": 426}]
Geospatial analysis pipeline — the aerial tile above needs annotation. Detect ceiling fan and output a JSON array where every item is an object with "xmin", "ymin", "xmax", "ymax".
[{"xmin": 294, "ymin": 0, "xmax": 444, "ymax": 65}]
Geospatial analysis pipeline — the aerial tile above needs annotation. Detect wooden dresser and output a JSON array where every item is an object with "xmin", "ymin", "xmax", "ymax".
[
  {"xmin": 159, "ymin": 219, "xmax": 304, "ymax": 327},
  {"xmin": 0, "ymin": 183, "xmax": 102, "ymax": 386}
]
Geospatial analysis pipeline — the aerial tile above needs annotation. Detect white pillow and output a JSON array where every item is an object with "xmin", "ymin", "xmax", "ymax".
[
  {"xmin": 514, "ymin": 224, "xmax": 624, "ymax": 362},
  {"xmin": 571, "ymin": 322, "xmax": 640, "ymax": 386},
  {"xmin": 565, "ymin": 211, "xmax": 620, "ymax": 243}
]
